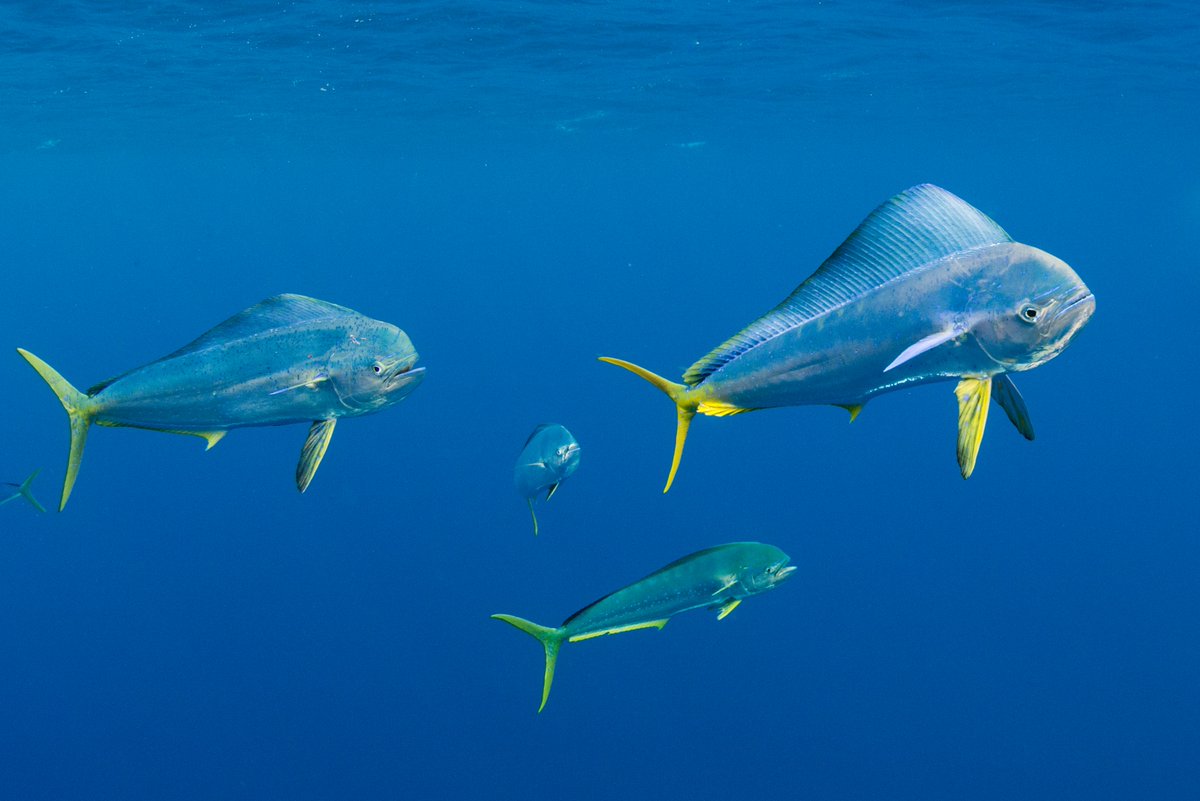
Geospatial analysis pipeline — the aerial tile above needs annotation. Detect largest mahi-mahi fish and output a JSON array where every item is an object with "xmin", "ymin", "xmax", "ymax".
[
  {"xmin": 601, "ymin": 184, "xmax": 1094, "ymax": 490},
  {"xmin": 18, "ymin": 294, "xmax": 425, "ymax": 510}
]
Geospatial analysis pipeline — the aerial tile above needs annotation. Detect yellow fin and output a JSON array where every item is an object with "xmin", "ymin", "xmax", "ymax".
[
  {"xmin": 955, "ymin": 376, "xmax": 992, "ymax": 479},
  {"xmin": 296, "ymin": 418, "xmax": 337, "ymax": 492},
  {"xmin": 696, "ymin": 399, "xmax": 753, "ymax": 418},
  {"xmin": 836, "ymin": 403, "xmax": 864, "ymax": 422},
  {"xmin": 568, "ymin": 619, "xmax": 668, "ymax": 642},
  {"xmin": 598, "ymin": 357, "xmax": 698, "ymax": 493},
  {"xmin": 120, "ymin": 428, "xmax": 228, "ymax": 450},
  {"xmin": 717, "ymin": 599, "xmax": 741, "ymax": 620},
  {"xmin": 17, "ymin": 348, "xmax": 92, "ymax": 512},
  {"xmin": 491, "ymin": 614, "xmax": 564, "ymax": 713},
  {"xmin": 528, "ymin": 497, "xmax": 539, "ymax": 537}
]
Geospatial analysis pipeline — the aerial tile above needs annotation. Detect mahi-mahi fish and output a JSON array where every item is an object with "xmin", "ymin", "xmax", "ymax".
[
  {"xmin": 0, "ymin": 469, "xmax": 46, "ymax": 513},
  {"xmin": 600, "ymin": 184, "xmax": 1095, "ymax": 490},
  {"xmin": 514, "ymin": 423, "xmax": 581, "ymax": 536},
  {"xmin": 18, "ymin": 294, "xmax": 425, "ymax": 510},
  {"xmin": 493, "ymin": 541, "xmax": 794, "ymax": 712}
]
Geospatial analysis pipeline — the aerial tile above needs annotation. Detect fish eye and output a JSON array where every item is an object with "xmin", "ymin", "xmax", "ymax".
[
  {"xmin": 372, "ymin": 363, "xmax": 383, "ymax": 374},
  {"xmin": 1019, "ymin": 305, "xmax": 1041, "ymax": 324}
]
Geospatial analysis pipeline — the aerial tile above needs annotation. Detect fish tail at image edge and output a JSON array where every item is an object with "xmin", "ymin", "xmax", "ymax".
[{"xmin": 16, "ymin": 349, "xmax": 95, "ymax": 512}]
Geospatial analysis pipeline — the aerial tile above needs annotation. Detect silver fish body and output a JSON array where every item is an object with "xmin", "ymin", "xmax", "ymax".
[
  {"xmin": 513, "ymin": 423, "xmax": 581, "ymax": 535},
  {"xmin": 18, "ymin": 294, "xmax": 424, "ymax": 510},
  {"xmin": 600, "ymin": 185, "xmax": 1095, "ymax": 489}
]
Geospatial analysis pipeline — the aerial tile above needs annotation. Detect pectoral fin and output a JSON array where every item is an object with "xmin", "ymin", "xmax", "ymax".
[
  {"xmin": 269, "ymin": 374, "xmax": 328, "ymax": 396},
  {"xmin": 296, "ymin": 418, "xmax": 337, "ymax": 492},
  {"xmin": 716, "ymin": 599, "xmax": 741, "ymax": 620},
  {"xmin": 711, "ymin": 575, "xmax": 738, "ymax": 596},
  {"xmin": 992, "ymin": 374, "xmax": 1035, "ymax": 440},
  {"xmin": 885, "ymin": 328, "xmax": 960, "ymax": 373},
  {"xmin": 955, "ymin": 377, "xmax": 992, "ymax": 479}
]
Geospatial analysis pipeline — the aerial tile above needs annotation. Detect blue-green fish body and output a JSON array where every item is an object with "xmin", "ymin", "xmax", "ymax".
[
  {"xmin": 601, "ymin": 185, "xmax": 1095, "ymax": 488},
  {"xmin": 18, "ymin": 294, "xmax": 425, "ymax": 510},
  {"xmin": 493, "ymin": 541, "xmax": 794, "ymax": 711},
  {"xmin": 513, "ymin": 423, "xmax": 581, "ymax": 535}
]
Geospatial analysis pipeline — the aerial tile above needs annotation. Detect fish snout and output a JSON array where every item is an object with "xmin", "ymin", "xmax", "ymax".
[
  {"xmin": 1055, "ymin": 287, "xmax": 1095, "ymax": 326},
  {"xmin": 385, "ymin": 364, "xmax": 426, "ymax": 395}
]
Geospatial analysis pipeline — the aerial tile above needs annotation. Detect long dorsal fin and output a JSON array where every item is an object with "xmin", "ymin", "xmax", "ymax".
[
  {"xmin": 86, "ymin": 295, "xmax": 356, "ymax": 396},
  {"xmin": 683, "ymin": 184, "xmax": 1013, "ymax": 386}
]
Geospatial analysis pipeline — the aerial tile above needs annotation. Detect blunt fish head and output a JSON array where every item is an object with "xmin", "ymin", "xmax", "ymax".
[
  {"xmin": 328, "ymin": 321, "xmax": 424, "ymax": 413},
  {"xmin": 970, "ymin": 244, "xmax": 1095, "ymax": 372},
  {"xmin": 737, "ymin": 544, "xmax": 796, "ymax": 593},
  {"xmin": 551, "ymin": 440, "xmax": 582, "ymax": 477}
]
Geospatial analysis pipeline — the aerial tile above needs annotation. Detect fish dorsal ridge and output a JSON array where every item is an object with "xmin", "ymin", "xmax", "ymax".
[
  {"xmin": 86, "ymin": 295, "xmax": 356, "ymax": 396},
  {"xmin": 165, "ymin": 294, "xmax": 355, "ymax": 360},
  {"xmin": 682, "ymin": 184, "xmax": 1013, "ymax": 386}
]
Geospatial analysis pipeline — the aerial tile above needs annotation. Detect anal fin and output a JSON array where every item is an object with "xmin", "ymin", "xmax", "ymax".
[
  {"xmin": 296, "ymin": 418, "xmax": 337, "ymax": 492},
  {"xmin": 955, "ymin": 377, "xmax": 992, "ymax": 479},
  {"xmin": 569, "ymin": 619, "xmax": 668, "ymax": 642}
]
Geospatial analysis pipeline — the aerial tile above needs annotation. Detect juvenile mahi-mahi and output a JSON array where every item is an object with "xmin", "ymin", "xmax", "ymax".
[
  {"xmin": 601, "ymin": 184, "xmax": 1095, "ymax": 489},
  {"xmin": 493, "ymin": 541, "xmax": 794, "ymax": 712},
  {"xmin": 513, "ymin": 423, "xmax": 581, "ymax": 536},
  {"xmin": 18, "ymin": 294, "xmax": 424, "ymax": 510}
]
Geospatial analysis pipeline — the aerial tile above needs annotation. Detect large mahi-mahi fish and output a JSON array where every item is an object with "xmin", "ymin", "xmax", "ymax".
[
  {"xmin": 601, "ymin": 184, "xmax": 1095, "ymax": 490},
  {"xmin": 18, "ymin": 293, "xmax": 425, "ymax": 510}
]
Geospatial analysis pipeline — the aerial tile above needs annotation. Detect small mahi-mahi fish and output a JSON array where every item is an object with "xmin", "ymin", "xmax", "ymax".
[
  {"xmin": 513, "ymin": 423, "xmax": 581, "ymax": 536},
  {"xmin": 18, "ymin": 294, "xmax": 425, "ymax": 510},
  {"xmin": 600, "ymin": 184, "xmax": 1095, "ymax": 490},
  {"xmin": 492, "ymin": 541, "xmax": 794, "ymax": 712},
  {"xmin": 0, "ymin": 469, "xmax": 47, "ymax": 513}
]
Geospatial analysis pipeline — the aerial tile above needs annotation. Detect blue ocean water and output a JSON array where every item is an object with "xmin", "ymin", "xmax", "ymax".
[{"xmin": 1, "ymin": 1, "xmax": 1198, "ymax": 798}]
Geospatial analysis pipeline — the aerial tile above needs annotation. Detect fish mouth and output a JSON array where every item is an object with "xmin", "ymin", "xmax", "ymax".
[
  {"xmin": 384, "ymin": 361, "xmax": 425, "ymax": 388},
  {"xmin": 775, "ymin": 564, "xmax": 797, "ymax": 582},
  {"xmin": 1055, "ymin": 288, "xmax": 1095, "ymax": 323}
]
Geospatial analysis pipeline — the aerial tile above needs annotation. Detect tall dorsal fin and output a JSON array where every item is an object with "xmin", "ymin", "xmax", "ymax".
[
  {"xmin": 87, "ymin": 295, "xmax": 355, "ymax": 395},
  {"xmin": 523, "ymin": 423, "xmax": 555, "ymax": 448},
  {"xmin": 683, "ymin": 185, "xmax": 1013, "ymax": 386}
]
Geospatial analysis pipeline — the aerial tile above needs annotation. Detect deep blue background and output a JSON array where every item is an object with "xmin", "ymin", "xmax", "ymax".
[{"xmin": 2, "ymin": 2, "xmax": 1198, "ymax": 799}]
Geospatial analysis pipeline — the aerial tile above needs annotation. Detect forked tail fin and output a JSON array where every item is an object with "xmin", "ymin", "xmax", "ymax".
[
  {"xmin": 597, "ymin": 357, "xmax": 697, "ymax": 493},
  {"xmin": 17, "ymin": 469, "xmax": 47, "ymax": 513},
  {"xmin": 16, "ymin": 349, "xmax": 94, "ymax": 511},
  {"xmin": 491, "ymin": 614, "xmax": 565, "ymax": 713}
]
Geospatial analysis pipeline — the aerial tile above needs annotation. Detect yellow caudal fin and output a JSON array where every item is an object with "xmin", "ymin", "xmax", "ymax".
[
  {"xmin": 491, "ymin": 614, "xmax": 566, "ymax": 713},
  {"xmin": 598, "ymin": 357, "xmax": 698, "ymax": 493},
  {"xmin": 954, "ymin": 376, "xmax": 992, "ymax": 479},
  {"xmin": 16, "ymin": 349, "xmax": 95, "ymax": 511}
]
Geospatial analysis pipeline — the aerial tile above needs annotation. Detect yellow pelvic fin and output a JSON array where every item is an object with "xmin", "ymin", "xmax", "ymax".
[
  {"xmin": 17, "ymin": 348, "xmax": 93, "ymax": 512},
  {"xmin": 955, "ymin": 376, "xmax": 992, "ymax": 479},
  {"xmin": 568, "ymin": 619, "xmax": 669, "ymax": 642},
  {"xmin": 527, "ymin": 497, "xmax": 539, "ymax": 537},
  {"xmin": 545, "ymin": 482, "xmax": 560, "ymax": 501},
  {"xmin": 491, "ymin": 614, "xmax": 565, "ymax": 713},
  {"xmin": 836, "ymin": 403, "xmax": 864, "ymax": 423},
  {"xmin": 717, "ymin": 599, "xmax": 742, "ymax": 620},
  {"xmin": 296, "ymin": 418, "xmax": 337, "ymax": 493}
]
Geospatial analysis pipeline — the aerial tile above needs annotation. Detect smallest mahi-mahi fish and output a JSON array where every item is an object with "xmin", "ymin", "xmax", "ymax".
[
  {"xmin": 18, "ymin": 294, "xmax": 424, "ymax": 510},
  {"xmin": 513, "ymin": 423, "xmax": 581, "ymax": 536},
  {"xmin": 0, "ymin": 469, "xmax": 46, "ymax": 513},
  {"xmin": 493, "ymin": 541, "xmax": 795, "ymax": 712}
]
